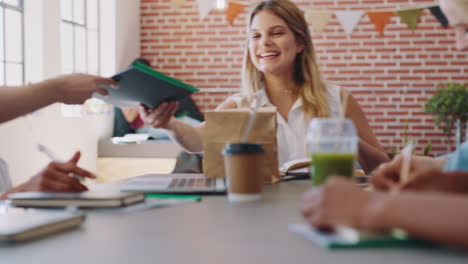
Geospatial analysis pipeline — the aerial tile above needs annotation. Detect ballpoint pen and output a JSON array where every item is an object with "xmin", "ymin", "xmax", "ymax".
[
  {"xmin": 400, "ymin": 142, "xmax": 414, "ymax": 184},
  {"xmin": 37, "ymin": 144, "xmax": 85, "ymax": 181}
]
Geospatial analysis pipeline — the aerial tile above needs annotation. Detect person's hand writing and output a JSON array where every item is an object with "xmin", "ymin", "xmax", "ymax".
[
  {"xmin": 15, "ymin": 151, "xmax": 95, "ymax": 193},
  {"xmin": 139, "ymin": 101, "xmax": 178, "ymax": 129},
  {"xmin": 399, "ymin": 169, "xmax": 468, "ymax": 194},
  {"xmin": 300, "ymin": 177, "xmax": 378, "ymax": 231},
  {"xmin": 369, "ymin": 155, "xmax": 447, "ymax": 190},
  {"xmin": 49, "ymin": 73, "xmax": 117, "ymax": 104}
]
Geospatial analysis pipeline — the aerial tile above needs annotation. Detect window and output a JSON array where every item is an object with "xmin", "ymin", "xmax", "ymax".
[
  {"xmin": 60, "ymin": 0, "xmax": 108, "ymax": 117},
  {"xmin": 0, "ymin": 0, "xmax": 24, "ymax": 86},
  {"xmin": 60, "ymin": 0, "xmax": 100, "ymax": 75}
]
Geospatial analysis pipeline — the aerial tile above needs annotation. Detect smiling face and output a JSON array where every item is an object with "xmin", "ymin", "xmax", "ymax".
[
  {"xmin": 440, "ymin": 0, "xmax": 468, "ymax": 51},
  {"xmin": 248, "ymin": 10, "xmax": 304, "ymax": 78}
]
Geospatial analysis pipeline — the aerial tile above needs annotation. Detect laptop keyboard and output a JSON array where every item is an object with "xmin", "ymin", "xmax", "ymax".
[{"xmin": 168, "ymin": 178, "xmax": 216, "ymax": 189}]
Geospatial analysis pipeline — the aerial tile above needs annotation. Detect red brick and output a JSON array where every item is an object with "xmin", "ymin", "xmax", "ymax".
[{"xmin": 140, "ymin": 0, "xmax": 468, "ymax": 156}]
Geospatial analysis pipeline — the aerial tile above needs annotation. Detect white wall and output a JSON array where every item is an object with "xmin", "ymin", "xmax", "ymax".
[{"xmin": 0, "ymin": 0, "xmax": 140, "ymax": 186}]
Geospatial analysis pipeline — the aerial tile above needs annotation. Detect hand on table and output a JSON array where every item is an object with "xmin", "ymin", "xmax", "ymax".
[{"xmin": 300, "ymin": 177, "xmax": 379, "ymax": 231}]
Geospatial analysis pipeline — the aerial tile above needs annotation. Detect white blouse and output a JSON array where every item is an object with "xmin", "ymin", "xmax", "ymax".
[{"xmin": 229, "ymin": 84, "xmax": 343, "ymax": 166}]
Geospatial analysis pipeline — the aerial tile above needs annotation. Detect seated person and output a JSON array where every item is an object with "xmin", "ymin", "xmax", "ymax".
[
  {"xmin": 112, "ymin": 58, "xmax": 204, "ymax": 174},
  {"xmin": 116, "ymin": 58, "xmax": 204, "ymax": 140},
  {"xmin": 138, "ymin": 0, "xmax": 389, "ymax": 174},
  {"xmin": 0, "ymin": 73, "xmax": 115, "ymax": 200},
  {"xmin": 301, "ymin": 0, "xmax": 468, "ymax": 250}
]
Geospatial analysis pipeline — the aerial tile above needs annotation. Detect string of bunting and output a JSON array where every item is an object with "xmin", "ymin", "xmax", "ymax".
[{"xmin": 171, "ymin": 0, "xmax": 450, "ymax": 36}]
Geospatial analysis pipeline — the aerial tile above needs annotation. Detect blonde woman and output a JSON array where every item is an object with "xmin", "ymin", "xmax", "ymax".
[{"xmin": 140, "ymin": 0, "xmax": 389, "ymax": 174}]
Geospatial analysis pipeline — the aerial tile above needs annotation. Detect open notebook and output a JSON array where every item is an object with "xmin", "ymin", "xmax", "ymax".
[{"xmin": 289, "ymin": 223, "xmax": 435, "ymax": 249}]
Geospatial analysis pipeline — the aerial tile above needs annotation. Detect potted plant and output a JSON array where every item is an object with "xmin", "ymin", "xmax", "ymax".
[{"xmin": 425, "ymin": 82, "xmax": 468, "ymax": 151}]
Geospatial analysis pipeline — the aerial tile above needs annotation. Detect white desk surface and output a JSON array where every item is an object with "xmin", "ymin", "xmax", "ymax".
[{"xmin": 1, "ymin": 180, "xmax": 467, "ymax": 264}]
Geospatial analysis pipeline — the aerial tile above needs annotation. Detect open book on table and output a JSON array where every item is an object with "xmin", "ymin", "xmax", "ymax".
[
  {"xmin": 279, "ymin": 158, "xmax": 367, "ymax": 184},
  {"xmin": 279, "ymin": 158, "xmax": 311, "ymax": 179}
]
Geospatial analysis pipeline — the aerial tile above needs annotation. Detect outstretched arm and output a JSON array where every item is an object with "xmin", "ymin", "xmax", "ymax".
[
  {"xmin": 0, "ymin": 74, "xmax": 115, "ymax": 123},
  {"xmin": 140, "ymin": 98, "xmax": 238, "ymax": 153}
]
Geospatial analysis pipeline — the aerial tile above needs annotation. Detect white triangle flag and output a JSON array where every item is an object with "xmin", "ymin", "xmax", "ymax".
[
  {"xmin": 335, "ymin": 10, "xmax": 364, "ymax": 35},
  {"xmin": 197, "ymin": 0, "xmax": 217, "ymax": 20}
]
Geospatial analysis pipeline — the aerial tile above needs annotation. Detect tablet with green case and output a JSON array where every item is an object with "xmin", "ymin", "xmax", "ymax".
[{"xmin": 99, "ymin": 61, "xmax": 199, "ymax": 109}]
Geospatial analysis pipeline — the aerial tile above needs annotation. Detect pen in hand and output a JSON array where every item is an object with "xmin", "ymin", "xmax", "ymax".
[
  {"xmin": 37, "ymin": 144, "xmax": 85, "ymax": 182},
  {"xmin": 400, "ymin": 142, "xmax": 414, "ymax": 184}
]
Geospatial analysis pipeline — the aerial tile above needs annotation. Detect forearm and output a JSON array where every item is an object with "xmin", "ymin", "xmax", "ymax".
[
  {"xmin": 367, "ymin": 192, "xmax": 468, "ymax": 249},
  {"xmin": 167, "ymin": 119, "xmax": 204, "ymax": 153},
  {"xmin": 0, "ymin": 80, "xmax": 58, "ymax": 123},
  {"xmin": 358, "ymin": 140, "xmax": 390, "ymax": 174}
]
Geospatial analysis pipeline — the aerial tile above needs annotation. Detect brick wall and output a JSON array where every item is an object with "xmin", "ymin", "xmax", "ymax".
[{"xmin": 141, "ymin": 0, "xmax": 468, "ymax": 155}]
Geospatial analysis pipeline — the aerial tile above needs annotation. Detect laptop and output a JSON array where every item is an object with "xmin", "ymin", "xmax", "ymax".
[{"xmin": 120, "ymin": 174, "xmax": 227, "ymax": 194}]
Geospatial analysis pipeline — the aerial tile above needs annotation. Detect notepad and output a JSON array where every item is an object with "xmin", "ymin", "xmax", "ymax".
[
  {"xmin": 95, "ymin": 61, "xmax": 199, "ymax": 109},
  {"xmin": 0, "ymin": 210, "xmax": 85, "ymax": 244},
  {"xmin": 289, "ymin": 223, "xmax": 435, "ymax": 249},
  {"xmin": 8, "ymin": 192, "xmax": 145, "ymax": 208}
]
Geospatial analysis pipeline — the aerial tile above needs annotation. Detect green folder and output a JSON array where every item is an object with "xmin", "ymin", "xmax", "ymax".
[
  {"xmin": 100, "ymin": 61, "xmax": 199, "ymax": 109},
  {"xmin": 145, "ymin": 193, "xmax": 202, "ymax": 202},
  {"xmin": 289, "ymin": 223, "xmax": 436, "ymax": 249}
]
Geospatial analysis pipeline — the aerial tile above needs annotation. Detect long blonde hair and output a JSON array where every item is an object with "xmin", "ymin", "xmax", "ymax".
[{"xmin": 241, "ymin": 0, "xmax": 329, "ymax": 118}]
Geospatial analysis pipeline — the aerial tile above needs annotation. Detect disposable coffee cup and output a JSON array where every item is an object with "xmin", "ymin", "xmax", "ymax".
[{"xmin": 222, "ymin": 143, "xmax": 264, "ymax": 203}]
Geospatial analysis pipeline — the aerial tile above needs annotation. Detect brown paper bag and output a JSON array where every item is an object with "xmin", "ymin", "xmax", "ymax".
[{"xmin": 203, "ymin": 107, "xmax": 280, "ymax": 184}]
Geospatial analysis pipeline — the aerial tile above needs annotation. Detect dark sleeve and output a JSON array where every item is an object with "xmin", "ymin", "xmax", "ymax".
[
  {"xmin": 113, "ymin": 107, "xmax": 136, "ymax": 137},
  {"xmin": 175, "ymin": 96, "xmax": 204, "ymax": 122}
]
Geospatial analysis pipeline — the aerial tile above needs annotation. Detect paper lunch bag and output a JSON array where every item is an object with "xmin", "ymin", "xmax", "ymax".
[{"xmin": 203, "ymin": 107, "xmax": 280, "ymax": 184}]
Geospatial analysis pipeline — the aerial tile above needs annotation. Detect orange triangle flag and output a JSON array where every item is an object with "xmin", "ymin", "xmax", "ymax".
[
  {"xmin": 367, "ymin": 11, "xmax": 394, "ymax": 36},
  {"xmin": 225, "ymin": 2, "xmax": 247, "ymax": 25}
]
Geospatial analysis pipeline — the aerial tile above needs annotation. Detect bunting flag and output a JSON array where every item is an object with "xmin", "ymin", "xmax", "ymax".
[
  {"xmin": 429, "ymin": 6, "xmax": 449, "ymax": 28},
  {"xmin": 197, "ymin": 0, "xmax": 217, "ymax": 20},
  {"xmin": 171, "ymin": 0, "xmax": 186, "ymax": 9},
  {"xmin": 305, "ymin": 10, "xmax": 333, "ymax": 35},
  {"xmin": 225, "ymin": 2, "xmax": 247, "ymax": 25},
  {"xmin": 218, "ymin": 2, "xmax": 448, "ymax": 35},
  {"xmin": 367, "ymin": 11, "xmax": 394, "ymax": 36},
  {"xmin": 397, "ymin": 8, "xmax": 424, "ymax": 32},
  {"xmin": 335, "ymin": 10, "xmax": 364, "ymax": 35}
]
